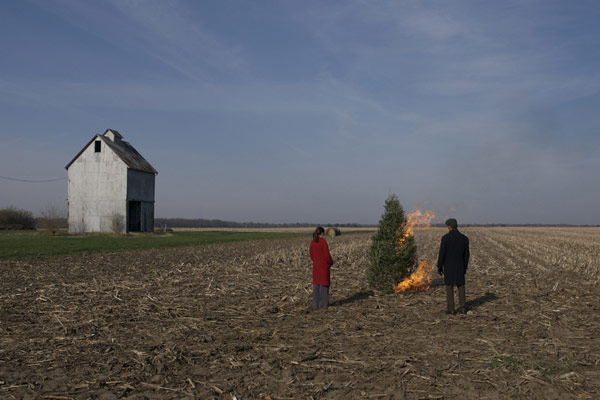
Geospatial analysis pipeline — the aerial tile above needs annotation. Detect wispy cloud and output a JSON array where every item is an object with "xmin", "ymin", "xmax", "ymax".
[
  {"xmin": 2, "ymin": 0, "xmax": 599, "ymax": 223},
  {"xmin": 104, "ymin": 0, "xmax": 248, "ymax": 81}
]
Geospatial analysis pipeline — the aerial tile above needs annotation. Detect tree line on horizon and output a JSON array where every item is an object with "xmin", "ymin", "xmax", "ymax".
[
  {"xmin": 0, "ymin": 206, "xmax": 66, "ymax": 233},
  {"xmin": 1, "ymin": 206, "xmax": 597, "ymax": 231}
]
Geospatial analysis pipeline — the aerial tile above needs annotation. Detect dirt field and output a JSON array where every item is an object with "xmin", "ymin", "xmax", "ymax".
[{"xmin": 1, "ymin": 227, "xmax": 599, "ymax": 399}]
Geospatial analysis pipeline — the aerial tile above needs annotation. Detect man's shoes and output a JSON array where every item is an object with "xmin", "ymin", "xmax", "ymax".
[
  {"xmin": 456, "ymin": 307, "xmax": 467, "ymax": 315},
  {"xmin": 444, "ymin": 310, "xmax": 455, "ymax": 315}
]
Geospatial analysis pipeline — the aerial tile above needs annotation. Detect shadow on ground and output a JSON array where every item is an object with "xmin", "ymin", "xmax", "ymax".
[
  {"xmin": 466, "ymin": 292, "xmax": 498, "ymax": 310},
  {"xmin": 331, "ymin": 291, "xmax": 374, "ymax": 307}
]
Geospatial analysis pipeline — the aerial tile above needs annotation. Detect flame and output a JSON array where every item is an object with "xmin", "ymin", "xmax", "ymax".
[
  {"xmin": 394, "ymin": 209, "xmax": 437, "ymax": 292},
  {"xmin": 394, "ymin": 260, "xmax": 433, "ymax": 292},
  {"xmin": 397, "ymin": 209, "xmax": 436, "ymax": 247}
]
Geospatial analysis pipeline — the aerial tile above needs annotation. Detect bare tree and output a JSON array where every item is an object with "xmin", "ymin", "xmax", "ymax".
[{"xmin": 40, "ymin": 204, "xmax": 66, "ymax": 235}]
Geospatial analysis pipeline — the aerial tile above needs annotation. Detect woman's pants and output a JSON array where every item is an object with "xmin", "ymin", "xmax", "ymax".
[{"xmin": 312, "ymin": 284, "xmax": 329, "ymax": 308}]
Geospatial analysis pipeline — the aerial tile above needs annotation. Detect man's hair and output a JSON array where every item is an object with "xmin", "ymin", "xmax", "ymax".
[{"xmin": 445, "ymin": 218, "xmax": 458, "ymax": 229}]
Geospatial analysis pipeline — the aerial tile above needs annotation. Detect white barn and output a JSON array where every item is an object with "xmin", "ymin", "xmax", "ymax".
[{"xmin": 65, "ymin": 129, "xmax": 158, "ymax": 233}]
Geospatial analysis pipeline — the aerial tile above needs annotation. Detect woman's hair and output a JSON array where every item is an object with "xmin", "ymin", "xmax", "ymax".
[{"xmin": 313, "ymin": 226, "xmax": 325, "ymax": 242}]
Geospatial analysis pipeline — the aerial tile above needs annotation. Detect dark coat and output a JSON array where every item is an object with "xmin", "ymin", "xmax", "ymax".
[{"xmin": 437, "ymin": 229, "xmax": 470, "ymax": 286}]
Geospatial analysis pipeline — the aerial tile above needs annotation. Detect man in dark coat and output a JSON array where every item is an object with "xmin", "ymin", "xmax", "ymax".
[{"xmin": 437, "ymin": 218, "xmax": 470, "ymax": 314}]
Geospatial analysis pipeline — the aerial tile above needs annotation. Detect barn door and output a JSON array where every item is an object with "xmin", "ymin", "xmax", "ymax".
[{"xmin": 128, "ymin": 201, "xmax": 142, "ymax": 232}]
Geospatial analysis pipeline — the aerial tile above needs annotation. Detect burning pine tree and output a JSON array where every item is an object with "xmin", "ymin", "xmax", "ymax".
[
  {"xmin": 367, "ymin": 194, "xmax": 417, "ymax": 293},
  {"xmin": 394, "ymin": 209, "xmax": 437, "ymax": 292}
]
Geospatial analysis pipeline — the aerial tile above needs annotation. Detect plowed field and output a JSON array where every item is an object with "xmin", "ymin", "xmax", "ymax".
[{"xmin": 1, "ymin": 228, "xmax": 599, "ymax": 399}]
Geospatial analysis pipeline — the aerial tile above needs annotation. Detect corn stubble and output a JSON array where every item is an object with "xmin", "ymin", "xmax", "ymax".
[{"xmin": 1, "ymin": 228, "xmax": 599, "ymax": 399}]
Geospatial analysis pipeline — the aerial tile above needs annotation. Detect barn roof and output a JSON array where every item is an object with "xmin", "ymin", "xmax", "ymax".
[
  {"xmin": 65, "ymin": 130, "xmax": 158, "ymax": 174},
  {"xmin": 105, "ymin": 128, "xmax": 123, "ymax": 138}
]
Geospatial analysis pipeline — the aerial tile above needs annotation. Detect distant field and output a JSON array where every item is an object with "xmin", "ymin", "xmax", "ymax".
[{"xmin": 171, "ymin": 227, "xmax": 377, "ymax": 233}]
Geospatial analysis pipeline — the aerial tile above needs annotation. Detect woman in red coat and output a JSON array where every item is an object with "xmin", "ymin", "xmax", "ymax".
[{"xmin": 310, "ymin": 226, "xmax": 333, "ymax": 308}]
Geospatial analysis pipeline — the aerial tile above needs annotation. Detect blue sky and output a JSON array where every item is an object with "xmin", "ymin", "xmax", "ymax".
[{"xmin": 1, "ymin": 0, "xmax": 599, "ymax": 225}]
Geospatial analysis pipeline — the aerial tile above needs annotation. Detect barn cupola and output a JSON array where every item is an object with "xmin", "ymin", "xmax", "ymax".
[{"xmin": 104, "ymin": 129, "xmax": 123, "ymax": 144}]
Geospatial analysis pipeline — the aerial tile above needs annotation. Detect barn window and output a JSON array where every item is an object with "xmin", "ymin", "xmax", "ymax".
[{"xmin": 95, "ymin": 141, "xmax": 101, "ymax": 152}]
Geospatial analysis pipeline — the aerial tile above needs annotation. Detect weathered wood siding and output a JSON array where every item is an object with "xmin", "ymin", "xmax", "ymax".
[{"xmin": 67, "ymin": 138, "xmax": 127, "ymax": 232}]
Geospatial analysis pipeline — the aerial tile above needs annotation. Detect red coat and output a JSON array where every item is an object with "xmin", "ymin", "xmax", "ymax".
[{"xmin": 310, "ymin": 238, "xmax": 333, "ymax": 286}]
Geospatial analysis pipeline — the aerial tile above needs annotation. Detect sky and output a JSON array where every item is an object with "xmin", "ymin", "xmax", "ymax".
[{"xmin": 1, "ymin": 0, "xmax": 599, "ymax": 225}]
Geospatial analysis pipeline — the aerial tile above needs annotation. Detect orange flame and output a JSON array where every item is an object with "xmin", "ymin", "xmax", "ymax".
[
  {"xmin": 394, "ymin": 260, "xmax": 433, "ymax": 292},
  {"xmin": 397, "ymin": 209, "xmax": 436, "ymax": 247},
  {"xmin": 394, "ymin": 209, "xmax": 437, "ymax": 292}
]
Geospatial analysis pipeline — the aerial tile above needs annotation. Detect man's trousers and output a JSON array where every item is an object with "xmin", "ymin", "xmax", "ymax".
[{"xmin": 445, "ymin": 285, "xmax": 466, "ymax": 312}]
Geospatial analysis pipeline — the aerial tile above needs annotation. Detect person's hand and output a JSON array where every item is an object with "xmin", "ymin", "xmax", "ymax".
[{"xmin": 438, "ymin": 267, "xmax": 444, "ymax": 276}]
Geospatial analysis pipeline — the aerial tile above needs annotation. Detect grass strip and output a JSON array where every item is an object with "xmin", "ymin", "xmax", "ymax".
[{"xmin": 0, "ymin": 230, "xmax": 309, "ymax": 260}]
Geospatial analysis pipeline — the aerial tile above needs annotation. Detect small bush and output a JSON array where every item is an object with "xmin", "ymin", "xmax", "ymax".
[
  {"xmin": 39, "ymin": 204, "xmax": 66, "ymax": 235},
  {"xmin": 0, "ymin": 206, "xmax": 36, "ymax": 230},
  {"xmin": 366, "ymin": 194, "xmax": 417, "ymax": 293},
  {"xmin": 111, "ymin": 214, "xmax": 125, "ymax": 233}
]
